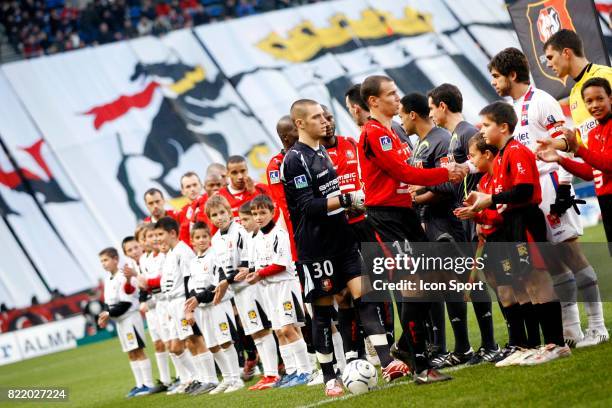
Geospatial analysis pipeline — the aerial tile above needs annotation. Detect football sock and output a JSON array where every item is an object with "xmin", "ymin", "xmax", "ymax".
[
  {"xmin": 223, "ymin": 344, "xmax": 241, "ymax": 382},
  {"xmin": 290, "ymin": 338, "xmax": 312, "ymax": 374},
  {"xmin": 520, "ymin": 302, "xmax": 541, "ymax": 348},
  {"xmin": 575, "ymin": 266, "xmax": 605, "ymax": 330},
  {"xmin": 536, "ymin": 301, "xmax": 565, "ymax": 347},
  {"xmin": 354, "ymin": 297, "xmax": 393, "ymax": 367},
  {"xmin": 471, "ymin": 289, "xmax": 496, "ymax": 350},
  {"xmin": 429, "ymin": 301, "xmax": 447, "ymax": 353},
  {"xmin": 254, "ymin": 333, "xmax": 279, "ymax": 377},
  {"xmin": 129, "ymin": 360, "xmax": 144, "ymax": 387},
  {"xmin": 138, "ymin": 359, "xmax": 154, "ymax": 387},
  {"xmin": 331, "ymin": 330, "xmax": 346, "ymax": 371},
  {"xmin": 155, "ymin": 351, "xmax": 171, "ymax": 385},
  {"xmin": 312, "ymin": 304, "xmax": 336, "ymax": 383},
  {"xmin": 551, "ymin": 270, "xmax": 581, "ymax": 338},
  {"xmin": 446, "ymin": 300, "xmax": 471, "ymax": 353}
]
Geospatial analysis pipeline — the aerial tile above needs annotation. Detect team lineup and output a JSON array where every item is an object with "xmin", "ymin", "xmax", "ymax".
[{"xmin": 96, "ymin": 29, "xmax": 612, "ymax": 399}]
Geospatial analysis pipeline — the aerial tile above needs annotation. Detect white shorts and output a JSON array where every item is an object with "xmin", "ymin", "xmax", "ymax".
[
  {"xmin": 262, "ymin": 279, "xmax": 305, "ymax": 331},
  {"xmin": 194, "ymin": 300, "xmax": 236, "ymax": 348},
  {"xmin": 234, "ymin": 284, "xmax": 271, "ymax": 336},
  {"xmin": 154, "ymin": 299, "xmax": 172, "ymax": 342},
  {"xmin": 116, "ymin": 311, "xmax": 146, "ymax": 353},
  {"xmin": 145, "ymin": 308, "xmax": 162, "ymax": 342},
  {"xmin": 539, "ymin": 173, "xmax": 583, "ymax": 243},
  {"xmin": 167, "ymin": 296, "xmax": 194, "ymax": 341}
]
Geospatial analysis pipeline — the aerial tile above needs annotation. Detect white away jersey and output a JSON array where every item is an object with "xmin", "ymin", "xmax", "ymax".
[
  {"xmin": 512, "ymin": 86, "xmax": 571, "ymax": 182},
  {"xmin": 161, "ymin": 241, "xmax": 195, "ymax": 299},
  {"xmin": 189, "ymin": 249, "xmax": 233, "ymax": 306},
  {"xmin": 252, "ymin": 224, "xmax": 296, "ymax": 284},
  {"xmin": 211, "ymin": 222, "xmax": 250, "ymax": 291},
  {"xmin": 103, "ymin": 272, "xmax": 139, "ymax": 318}
]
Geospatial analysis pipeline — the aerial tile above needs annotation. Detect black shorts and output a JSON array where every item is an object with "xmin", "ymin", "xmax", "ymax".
[
  {"xmin": 367, "ymin": 206, "xmax": 428, "ymax": 245},
  {"xmin": 598, "ymin": 194, "xmax": 612, "ymax": 256},
  {"xmin": 349, "ymin": 218, "xmax": 378, "ymax": 244},
  {"xmin": 483, "ymin": 230, "xmax": 513, "ymax": 286},
  {"xmin": 300, "ymin": 249, "xmax": 363, "ymax": 302},
  {"xmin": 423, "ymin": 214, "xmax": 465, "ymax": 243}
]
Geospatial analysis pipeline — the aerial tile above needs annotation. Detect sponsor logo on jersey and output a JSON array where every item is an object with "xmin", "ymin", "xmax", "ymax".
[
  {"xmin": 269, "ymin": 170, "xmax": 280, "ymax": 184},
  {"xmin": 379, "ymin": 136, "xmax": 392, "ymax": 151},
  {"xmin": 294, "ymin": 174, "xmax": 308, "ymax": 189}
]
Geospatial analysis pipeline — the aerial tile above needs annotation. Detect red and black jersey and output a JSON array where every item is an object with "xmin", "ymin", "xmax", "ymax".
[
  {"xmin": 560, "ymin": 117, "xmax": 612, "ymax": 197},
  {"xmin": 267, "ymin": 151, "xmax": 297, "ymax": 260},
  {"xmin": 325, "ymin": 135, "xmax": 364, "ymax": 224},
  {"xmin": 473, "ymin": 173, "xmax": 502, "ymax": 236},
  {"xmin": 218, "ymin": 183, "xmax": 271, "ymax": 220},
  {"xmin": 491, "ymin": 138, "xmax": 542, "ymax": 211},
  {"xmin": 358, "ymin": 118, "xmax": 448, "ymax": 208},
  {"xmin": 143, "ymin": 209, "xmax": 178, "ymax": 224}
]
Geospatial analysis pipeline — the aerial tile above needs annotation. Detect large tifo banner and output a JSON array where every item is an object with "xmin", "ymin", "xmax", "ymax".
[
  {"xmin": 507, "ymin": 0, "xmax": 610, "ymax": 99},
  {"xmin": 0, "ymin": 0, "xmax": 601, "ymax": 309}
]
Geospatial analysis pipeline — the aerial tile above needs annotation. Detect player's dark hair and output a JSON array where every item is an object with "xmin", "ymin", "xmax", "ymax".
[
  {"xmin": 361, "ymin": 75, "xmax": 393, "ymax": 107},
  {"xmin": 99, "ymin": 247, "xmax": 118, "ymax": 259},
  {"xmin": 581, "ymin": 77, "xmax": 611, "ymax": 97},
  {"xmin": 227, "ymin": 155, "xmax": 246, "ymax": 166},
  {"xmin": 427, "ymin": 83, "xmax": 463, "ymax": 113},
  {"xmin": 345, "ymin": 83, "xmax": 369, "ymax": 111},
  {"xmin": 205, "ymin": 194, "xmax": 231, "ymax": 217},
  {"xmin": 238, "ymin": 201, "xmax": 252, "ymax": 214},
  {"xmin": 155, "ymin": 216, "xmax": 179, "ymax": 234},
  {"xmin": 543, "ymin": 29, "xmax": 584, "ymax": 57},
  {"xmin": 479, "ymin": 101, "xmax": 518, "ymax": 134},
  {"xmin": 144, "ymin": 187, "xmax": 163, "ymax": 201},
  {"xmin": 250, "ymin": 194, "xmax": 275, "ymax": 211},
  {"xmin": 468, "ymin": 132, "xmax": 499, "ymax": 156},
  {"xmin": 121, "ymin": 236, "xmax": 137, "ymax": 253},
  {"xmin": 180, "ymin": 171, "xmax": 201, "ymax": 187},
  {"xmin": 191, "ymin": 221, "xmax": 210, "ymax": 236},
  {"xmin": 400, "ymin": 93, "xmax": 430, "ymax": 119},
  {"xmin": 488, "ymin": 47, "xmax": 530, "ymax": 84}
]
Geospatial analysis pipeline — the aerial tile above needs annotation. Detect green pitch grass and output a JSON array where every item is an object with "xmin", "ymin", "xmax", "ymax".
[{"xmin": 2, "ymin": 224, "xmax": 611, "ymax": 408}]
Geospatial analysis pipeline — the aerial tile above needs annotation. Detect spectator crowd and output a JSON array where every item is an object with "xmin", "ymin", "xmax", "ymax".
[{"xmin": 1, "ymin": 0, "xmax": 327, "ymax": 59}]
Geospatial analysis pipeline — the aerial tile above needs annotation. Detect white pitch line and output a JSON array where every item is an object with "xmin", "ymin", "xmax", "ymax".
[{"xmin": 297, "ymin": 364, "xmax": 471, "ymax": 408}]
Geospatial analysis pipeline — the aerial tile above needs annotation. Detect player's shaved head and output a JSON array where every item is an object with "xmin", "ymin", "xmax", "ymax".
[
  {"xmin": 290, "ymin": 99, "xmax": 319, "ymax": 122},
  {"xmin": 276, "ymin": 115, "xmax": 298, "ymax": 150},
  {"xmin": 206, "ymin": 162, "xmax": 226, "ymax": 177}
]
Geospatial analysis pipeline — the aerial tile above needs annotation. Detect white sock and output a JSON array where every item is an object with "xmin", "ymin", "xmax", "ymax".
[
  {"xmin": 290, "ymin": 338, "xmax": 312, "ymax": 374},
  {"xmin": 213, "ymin": 351, "xmax": 231, "ymax": 382},
  {"xmin": 169, "ymin": 352, "xmax": 183, "ymax": 381},
  {"xmin": 309, "ymin": 352, "xmax": 317, "ymax": 368},
  {"xmin": 129, "ymin": 360, "xmax": 143, "ymax": 387},
  {"xmin": 194, "ymin": 352, "xmax": 218, "ymax": 384},
  {"xmin": 254, "ymin": 334, "xmax": 278, "ymax": 377},
  {"xmin": 332, "ymin": 331, "xmax": 346, "ymax": 372},
  {"xmin": 155, "ymin": 351, "xmax": 171, "ymax": 385},
  {"xmin": 138, "ymin": 359, "xmax": 154, "ymax": 387},
  {"xmin": 551, "ymin": 271, "xmax": 582, "ymax": 336},
  {"xmin": 176, "ymin": 351, "xmax": 196, "ymax": 384},
  {"xmin": 279, "ymin": 344, "xmax": 296, "ymax": 375},
  {"xmin": 575, "ymin": 266, "xmax": 605, "ymax": 330},
  {"xmin": 223, "ymin": 344, "xmax": 241, "ymax": 382}
]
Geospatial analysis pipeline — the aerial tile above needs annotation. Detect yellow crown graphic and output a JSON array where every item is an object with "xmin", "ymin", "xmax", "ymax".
[{"xmin": 256, "ymin": 7, "xmax": 433, "ymax": 63}]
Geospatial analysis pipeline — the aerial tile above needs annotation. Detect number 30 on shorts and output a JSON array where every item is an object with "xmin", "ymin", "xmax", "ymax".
[{"xmin": 303, "ymin": 260, "xmax": 334, "ymax": 278}]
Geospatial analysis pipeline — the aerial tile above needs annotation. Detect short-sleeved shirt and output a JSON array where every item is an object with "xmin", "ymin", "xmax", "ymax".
[
  {"xmin": 492, "ymin": 138, "xmax": 542, "ymax": 211},
  {"xmin": 211, "ymin": 221, "xmax": 250, "ymax": 291},
  {"xmin": 161, "ymin": 240, "xmax": 195, "ymax": 299},
  {"xmin": 252, "ymin": 223, "xmax": 296, "ymax": 284},
  {"xmin": 188, "ymin": 248, "xmax": 232, "ymax": 305},
  {"xmin": 281, "ymin": 141, "xmax": 354, "ymax": 262},
  {"xmin": 512, "ymin": 86, "xmax": 568, "ymax": 181},
  {"xmin": 218, "ymin": 183, "xmax": 272, "ymax": 220},
  {"xmin": 570, "ymin": 63, "xmax": 612, "ymax": 144},
  {"xmin": 103, "ymin": 272, "xmax": 139, "ymax": 316}
]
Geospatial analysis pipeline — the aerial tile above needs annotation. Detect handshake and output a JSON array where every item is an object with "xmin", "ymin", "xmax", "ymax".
[{"xmin": 446, "ymin": 162, "xmax": 469, "ymax": 184}]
